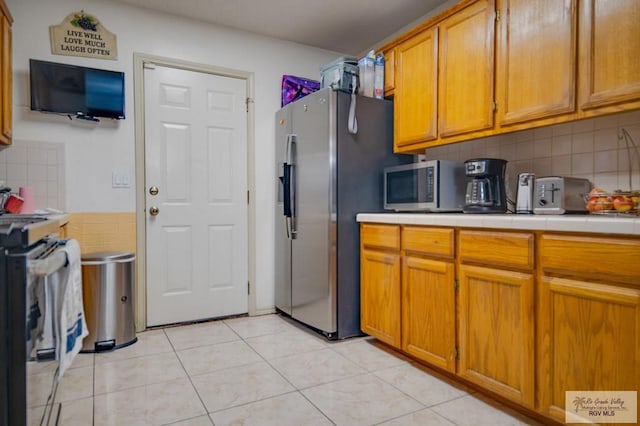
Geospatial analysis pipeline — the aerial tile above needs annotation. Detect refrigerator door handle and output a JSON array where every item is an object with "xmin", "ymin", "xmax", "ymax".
[
  {"xmin": 285, "ymin": 133, "xmax": 295, "ymax": 165},
  {"xmin": 286, "ymin": 134, "xmax": 297, "ymax": 239},
  {"xmin": 283, "ymin": 163, "xmax": 291, "ymax": 218},
  {"xmin": 283, "ymin": 162, "xmax": 293, "ymax": 239}
]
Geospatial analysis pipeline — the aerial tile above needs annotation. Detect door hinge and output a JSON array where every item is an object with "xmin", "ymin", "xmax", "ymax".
[
  {"xmin": 247, "ymin": 190, "xmax": 250, "ymax": 204},
  {"xmin": 454, "ymin": 346, "xmax": 460, "ymax": 360},
  {"xmin": 143, "ymin": 62, "xmax": 156, "ymax": 70},
  {"xmin": 492, "ymin": 101, "xmax": 498, "ymax": 112},
  {"xmin": 245, "ymin": 97, "xmax": 254, "ymax": 112},
  {"xmin": 495, "ymin": 9, "xmax": 500, "ymax": 22},
  {"xmin": 454, "ymin": 278, "xmax": 459, "ymax": 291},
  {"xmin": 248, "ymin": 281, "xmax": 250, "ymax": 295}
]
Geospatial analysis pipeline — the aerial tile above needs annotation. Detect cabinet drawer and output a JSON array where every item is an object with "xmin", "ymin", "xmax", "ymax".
[
  {"xmin": 402, "ymin": 226, "xmax": 454, "ymax": 258},
  {"xmin": 539, "ymin": 234, "xmax": 640, "ymax": 286},
  {"xmin": 459, "ymin": 230, "xmax": 534, "ymax": 270},
  {"xmin": 361, "ymin": 223, "xmax": 400, "ymax": 250}
]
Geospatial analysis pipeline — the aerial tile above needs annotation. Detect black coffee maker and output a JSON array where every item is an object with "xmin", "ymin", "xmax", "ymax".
[{"xmin": 463, "ymin": 158, "xmax": 508, "ymax": 213}]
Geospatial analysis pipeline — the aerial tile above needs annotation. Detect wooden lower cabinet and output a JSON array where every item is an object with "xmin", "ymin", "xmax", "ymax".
[
  {"xmin": 360, "ymin": 224, "xmax": 402, "ymax": 347},
  {"xmin": 537, "ymin": 233, "xmax": 640, "ymax": 424},
  {"xmin": 537, "ymin": 276, "xmax": 640, "ymax": 424},
  {"xmin": 402, "ymin": 255, "xmax": 456, "ymax": 372},
  {"xmin": 458, "ymin": 264, "xmax": 535, "ymax": 407},
  {"xmin": 360, "ymin": 223, "xmax": 638, "ymax": 424},
  {"xmin": 361, "ymin": 248, "xmax": 401, "ymax": 347}
]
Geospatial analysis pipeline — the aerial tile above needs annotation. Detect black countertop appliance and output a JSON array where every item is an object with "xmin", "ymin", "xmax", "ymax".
[{"xmin": 463, "ymin": 158, "xmax": 508, "ymax": 213}]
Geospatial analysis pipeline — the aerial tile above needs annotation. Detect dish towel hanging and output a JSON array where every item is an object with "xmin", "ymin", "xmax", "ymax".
[
  {"xmin": 348, "ymin": 74, "xmax": 358, "ymax": 135},
  {"xmin": 55, "ymin": 239, "xmax": 88, "ymax": 379},
  {"xmin": 25, "ymin": 275, "xmax": 45, "ymax": 358}
]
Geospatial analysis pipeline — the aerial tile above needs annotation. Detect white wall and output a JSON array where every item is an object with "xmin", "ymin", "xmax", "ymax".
[{"xmin": 5, "ymin": 0, "xmax": 342, "ymax": 312}]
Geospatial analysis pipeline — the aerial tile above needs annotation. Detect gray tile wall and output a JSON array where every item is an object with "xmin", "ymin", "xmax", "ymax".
[
  {"xmin": 0, "ymin": 140, "xmax": 65, "ymax": 210},
  {"xmin": 425, "ymin": 110, "xmax": 640, "ymax": 198}
]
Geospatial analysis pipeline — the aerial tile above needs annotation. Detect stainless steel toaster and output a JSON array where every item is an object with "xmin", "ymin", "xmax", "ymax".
[{"xmin": 533, "ymin": 176, "xmax": 591, "ymax": 214}]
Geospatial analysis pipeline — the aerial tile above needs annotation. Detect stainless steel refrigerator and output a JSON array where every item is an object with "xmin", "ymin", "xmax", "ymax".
[{"xmin": 275, "ymin": 87, "xmax": 409, "ymax": 339}]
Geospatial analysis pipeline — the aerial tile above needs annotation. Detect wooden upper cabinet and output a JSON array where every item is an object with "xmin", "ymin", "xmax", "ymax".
[
  {"xmin": 578, "ymin": 0, "xmax": 640, "ymax": 115},
  {"xmin": 394, "ymin": 27, "xmax": 438, "ymax": 150},
  {"xmin": 383, "ymin": 48, "xmax": 395, "ymax": 96},
  {"xmin": 0, "ymin": 0, "xmax": 12, "ymax": 146},
  {"xmin": 496, "ymin": 0, "xmax": 577, "ymax": 126},
  {"xmin": 438, "ymin": 0, "xmax": 495, "ymax": 138}
]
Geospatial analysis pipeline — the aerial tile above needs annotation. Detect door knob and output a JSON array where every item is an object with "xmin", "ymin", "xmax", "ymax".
[
  {"xmin": 149, "ymin": 186, "xmax": 159, "ymax": 196},
  {"xmin": 149, "ymin": 206, "xmax": 160, "ymax": 216}
]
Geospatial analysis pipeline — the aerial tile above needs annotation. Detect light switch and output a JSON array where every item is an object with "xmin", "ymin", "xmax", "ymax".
[{"xmin": 112, "ymin": 171, "xmax": 131, "ymax": 188}]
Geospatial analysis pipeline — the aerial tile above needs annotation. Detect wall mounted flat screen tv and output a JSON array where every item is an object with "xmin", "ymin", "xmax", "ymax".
[{"xmin": 30, "ymin": 59, "xmax": 125, "ymax": 120}]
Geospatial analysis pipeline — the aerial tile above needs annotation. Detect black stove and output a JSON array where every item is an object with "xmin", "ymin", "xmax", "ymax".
[
  {"xmin": 1, "ymin": 215, "xmax": 65, "ymax": 426},
  {"xmin": 0, "ymin": 215, "xmax": 61, "ymax": 248}
]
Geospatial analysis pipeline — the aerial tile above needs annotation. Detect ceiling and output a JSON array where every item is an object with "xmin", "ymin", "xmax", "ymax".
[{"xmin": 112, "ymin": 0, "xmax": 450, "ymax": 55}]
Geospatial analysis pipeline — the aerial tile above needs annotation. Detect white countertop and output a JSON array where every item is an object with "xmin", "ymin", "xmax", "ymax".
[
  {"xmin": 47, "ymin": 213, "xmax": 69, "ymax": 226},
  {"xmin": 356, "ymin": 213, "xmax": 640, "ymax": 235}
]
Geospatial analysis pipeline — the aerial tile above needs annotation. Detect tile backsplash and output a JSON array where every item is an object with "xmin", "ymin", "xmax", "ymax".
[
  {"xmin": 0, "ymin": 140, "xmax": 65, "ymax": 211},
  {"xmin": 425, "ymin": 110, "xmax": 640, "ymax": 199}
]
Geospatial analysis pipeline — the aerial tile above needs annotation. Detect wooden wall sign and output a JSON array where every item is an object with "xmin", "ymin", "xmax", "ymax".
[{"xmin": 50, "ymin": 11, "xmax": 117, "ymax": 60}]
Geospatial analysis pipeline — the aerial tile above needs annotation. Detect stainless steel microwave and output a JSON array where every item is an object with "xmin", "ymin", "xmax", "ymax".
[{"xmin": 383, "ymin": 160, "xmax": 465, "ymax": 212}]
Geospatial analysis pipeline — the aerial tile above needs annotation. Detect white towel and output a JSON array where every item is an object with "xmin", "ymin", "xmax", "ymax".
[
  {"xmin": 36, "ymin": 273, "xmax": 59, "ymax": 356},
  {"xmin": 55, "ymin": 239, "xmax": 88, "ymax": 380},
  {"xmin": 25, "ymin": 275, "xmax": 45, "ymax": 358}
]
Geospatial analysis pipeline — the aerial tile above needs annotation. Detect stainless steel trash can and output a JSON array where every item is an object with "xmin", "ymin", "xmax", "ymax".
[{"xmin": 80, "ymin": 252, "xmax": 137, "ymax": 352}]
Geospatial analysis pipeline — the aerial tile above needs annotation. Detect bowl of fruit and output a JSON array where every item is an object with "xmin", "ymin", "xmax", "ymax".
[{"xmin": 585, "ymin": 188, "xmax": 640, "ymax": 215}]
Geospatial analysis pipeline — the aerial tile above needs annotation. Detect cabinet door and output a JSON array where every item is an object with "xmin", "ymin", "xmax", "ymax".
[
  {"xmin": 496, "ymin": 0, "xmax": 577, "ymax": 126},
  {"xmin": 402, "ymin": 255, "xmax": 456, "ymax": 372},
  {"xmin": 0, "ymin": 10, "xmax": 11, "ymax": 145},
  {"xmin": 458, "ymin": 264, "xmax": 535, "ymax": 407},
  {"xmin": 537, "ymin": 276, "xmax": 640, "ymax": 423},
  {"xmin": 383, "ymin": 48, "xmax": 395, "ymax": 95},
  {"xmin": 394, "ymin": 27, "xmax": 438, "ymax": 150},
  {"xmin": 438, "ymin": 0, "xmax": 495, "ymax": 138},
  {"xmin": 578, "ymin": 0, "xmax": 640, "ymax": 114},
  {"xmin": 361, "ymin": 248, "xmax": 401, "ymax": 347}
]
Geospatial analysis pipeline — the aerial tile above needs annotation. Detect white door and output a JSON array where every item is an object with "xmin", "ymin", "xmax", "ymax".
[{"xmin": 144, "ymin": 64, "xmax": 248, "ymax": 327}]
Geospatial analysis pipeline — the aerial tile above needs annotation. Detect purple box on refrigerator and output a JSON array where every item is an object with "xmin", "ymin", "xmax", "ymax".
[{"xmin": 281, "ymin": 75, "xmax": 320, "ymax": 107}]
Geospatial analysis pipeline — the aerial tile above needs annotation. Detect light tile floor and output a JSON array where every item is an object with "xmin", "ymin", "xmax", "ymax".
[{"xmin": 27, "ymin": 314, "xmax": 542, "ymax": 425}]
